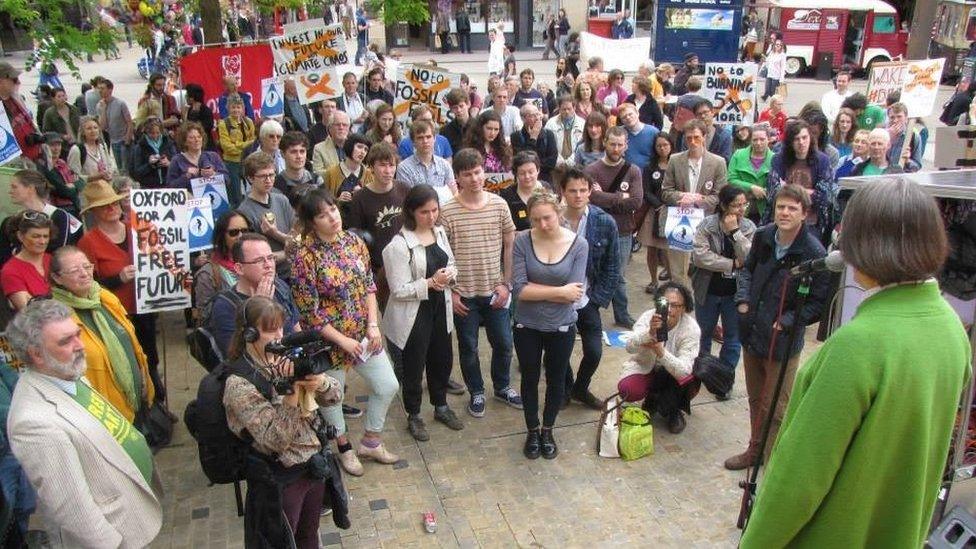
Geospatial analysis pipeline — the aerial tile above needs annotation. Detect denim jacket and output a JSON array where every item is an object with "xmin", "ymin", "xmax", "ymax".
[{"xmin": 582, "ymin": 205, "xmax": 620, "ymax": 308}]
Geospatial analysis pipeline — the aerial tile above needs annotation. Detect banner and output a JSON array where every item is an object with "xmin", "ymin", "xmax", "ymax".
[
  {"xmin": 129, "ymin": 189, "xmax": 192, "ymax": 314},
  {"xmin": 179, "ymin": 44, "xmax": 274, "ymax": 118},
  {"xmin": 187, "ymin": 197, "xmax": 215, "ymax": 253},
  {"xmin": 484, "ymin": 173, "xmax": 515, "ymax": 194},
  {"xmin": 579, "ymin": 32, "xmax": 652, "ymax": 73},
  {"xmin": 295, "ymin": 67, "xmax": 341, "ymax": 105},
  {"xmin": 191, "ymin": 176, "xmax": 231, "ymax": 222},
  {"xmin": 270, "ymin": 23, "xmax": 348, "ymax": 77},
  {"xmin": 261, "ymin": 77, "xmax": 285, "ymax": 118},
  {"xmin": 393, "ymin": 64, "xmax": 461, "ymax": 126},
  {"xmin": 664, "ymin": 207, "xmax": 704, "ymax": 252},
  {"xmin": 702, "ymin": 63, "xmax": 758, "ymax": 125},
  {"xmin": 0, "ymin": 108, "xmax": 21, "ymax": 166},
  {"xmin": 900, "ymin": 58, "xmax": 946, "ymax": 118},
  {"xmin": 865, "ymin": 61, "xmax": 907, "ymax": 105}
]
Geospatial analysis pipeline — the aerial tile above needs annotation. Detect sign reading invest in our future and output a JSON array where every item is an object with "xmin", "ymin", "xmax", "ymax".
[
  {"xmin": 393, "ymin": 64, "xmax": 461, "ymax": 126},
  {"xmin": 269, "ymin": 23, "xmax": 346, "ymax": 104}
]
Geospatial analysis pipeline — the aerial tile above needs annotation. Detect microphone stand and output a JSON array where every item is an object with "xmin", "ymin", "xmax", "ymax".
[{"xmin": 736, "ymin": 272, "xmax": 813, "ymax": 530}]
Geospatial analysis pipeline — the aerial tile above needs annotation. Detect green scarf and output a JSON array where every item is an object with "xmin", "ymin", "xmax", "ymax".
[{"xmin": 53, "ymin": 282, "xmax": 141, "ymax": 411}]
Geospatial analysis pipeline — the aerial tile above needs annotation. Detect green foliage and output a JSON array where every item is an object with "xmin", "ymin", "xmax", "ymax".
[
  {"xmin": 0, "ymin": 0, "xmax": 118, "ymax": 79},
  {"xmin": 252, "ymin": 0, "xmax": 306, "ymax": 16},
  {"xmin": 364, "ymin": 0, "xmax": 430, "ymax": 26}
]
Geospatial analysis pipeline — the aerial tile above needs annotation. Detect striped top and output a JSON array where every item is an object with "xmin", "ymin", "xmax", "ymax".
[{"xmin": 439, "ymin": 193, "xmax": 515, "ymax": 297}]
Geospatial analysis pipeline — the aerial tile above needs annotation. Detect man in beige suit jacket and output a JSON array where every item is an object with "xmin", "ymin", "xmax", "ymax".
[
  {"xmin": 661, "ymin": 119, "xmax": 728, "ymax": 291},
  {"xmin": 5, "ymin": 300, "xmax": 162, "ymax": 549}
]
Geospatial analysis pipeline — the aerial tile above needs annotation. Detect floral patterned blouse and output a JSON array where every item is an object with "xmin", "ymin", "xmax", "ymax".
[{"xmin": 291, "ymin": 231, "xmax": 376, "ymax": 369}]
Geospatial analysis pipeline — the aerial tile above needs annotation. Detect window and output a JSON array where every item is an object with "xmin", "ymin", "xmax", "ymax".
[{"xmin": 872, "ymin": 14, "xmax": 895, "ymax": 34}]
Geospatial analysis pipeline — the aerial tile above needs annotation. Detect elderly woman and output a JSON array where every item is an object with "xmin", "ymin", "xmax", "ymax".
[
  {"xmin": 131, "ymin": 117, "xmax": 177, "ymax": 190},
  {"xmin": 691, "ymin": 185, "xmax": 755, "ymax": 396},
  {"xmin": 0, "ymin": 211, "xmax": 53, "ymax": 311},
  {"xmin": 851, "ymin": 128, "xmax": 905, "ymax": 176},
  {"xmin": 291, "ymin": 188, "xmax": 400, "ymax": 477},
  {"xmin": 244, "ymin": 120, "xmax": 286, "ymax": 174},
  {"xmin": 193, "ymin": 210, "xmax": 252, "ymax": 309},
  {"xmin": 77, "ymin": 180, "xmax": 166, "ymax": 409},
  {"xmin": 618, "ymin": 282, "xmax": 700, "ymax": 434},
  {"xmin": 740, "ymin": 178, "xmax": 970, "ymax": 548},
  {"xmin": 165, "ymin": 122, "xmax": 229, "ymax": 191},
  {"xmin": 67, "ymin": 116, "xmax": 117, "ymax": 183},
  {"xmin": 49, "ymin": 245, "xmax": 155, "ymax": 424}
]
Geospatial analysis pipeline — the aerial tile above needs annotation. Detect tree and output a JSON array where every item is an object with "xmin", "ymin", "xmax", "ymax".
[
  {"xmin": 0, "ymin": 0, "xmax": 117, "ymax": 79},
  {"xmin": 364, "ymin": 0, "xmax": 429, "ymax": 26}
]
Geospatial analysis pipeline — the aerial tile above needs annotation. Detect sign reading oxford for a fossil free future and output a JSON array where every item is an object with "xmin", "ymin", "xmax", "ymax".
[{"xmin": 130, "ymin": 189, "xmax": 192, "ymax": 314}]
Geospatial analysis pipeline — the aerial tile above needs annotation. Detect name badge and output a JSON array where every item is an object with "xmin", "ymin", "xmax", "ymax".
[
  {"xmin": 704, "ymin": 180, "xmax": 714, "ymax": 191},
  {"xmin": 518, "ymin": 210, "xmax": 527, "ymax": 218}
]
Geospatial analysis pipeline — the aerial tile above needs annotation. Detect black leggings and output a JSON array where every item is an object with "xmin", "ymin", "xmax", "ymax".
[
  {"xmin": 129, "ymin": 312, "xmax": 164, "ymax": 402},
  {"xmin": 514, "ymin": 325, "xmax": 575, "ymax": 430},
  {"xmin": 399, "ymin": 298, "xmax": 453, "ymax": 416}
]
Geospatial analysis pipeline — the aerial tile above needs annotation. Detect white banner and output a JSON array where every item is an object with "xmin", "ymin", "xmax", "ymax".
[
  {"xmin": 866, "ymin": 61, "xmax": 907, "ymax": 106},
  {"xmin": 702, "ymin": 63, "xmax": 758, "ymax": 125},
  {"xmin": 393, "ymin": 64, "xmax": 461, "ymax": 126},
  {"xmin": 269, "ymin": 23, "xmax": 348, "ymax": 77},
  {"xmin": 579, "ymin": 32, "xmax": 651, "ymax": 73},
  {"xmin": 129, "ymin": 189, "xmax": 192, "ymax": 314},
  {"xmin": 665, "ymin": 207, "xmax": 704, "ymax": 252},
  {"xmin": 900, "ymin": 58, "xmax": 946, "ymax": 118}
]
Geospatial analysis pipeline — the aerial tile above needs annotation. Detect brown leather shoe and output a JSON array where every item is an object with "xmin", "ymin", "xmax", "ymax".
[{"xmin": 724, "ymin": 451, "xmax": 758, "ymax": 471}]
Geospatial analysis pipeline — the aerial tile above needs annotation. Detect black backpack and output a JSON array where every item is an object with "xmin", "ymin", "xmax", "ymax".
[
  {"xmin": 184, "ymin": 359, "xmax": 275, "ymax": 486},
  {"xmin": 187, "ymin": 287, "xmax": 244, "ymax": 372}
]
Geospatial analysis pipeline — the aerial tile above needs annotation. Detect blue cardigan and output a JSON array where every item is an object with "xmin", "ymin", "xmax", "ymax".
[{"xmin": 624, "ymin": 124, "xmax": 658, "ymax": 169}]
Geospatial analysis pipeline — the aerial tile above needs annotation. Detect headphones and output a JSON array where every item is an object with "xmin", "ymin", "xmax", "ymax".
[{"xmin": 239, "ymin": 297, "xmax": 260, "ymax": 344}]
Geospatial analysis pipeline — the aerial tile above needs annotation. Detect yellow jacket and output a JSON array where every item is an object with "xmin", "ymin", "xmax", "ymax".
[
  {"xmin": 323, "ymin": 163, "xmax": 374, "ymax": 197},
  {"xmin": 217, "ymin": 117, "xmax": 256, "ymax": 162},
  {"xmin": 70, "ymin": 289, "xmax": 154, "ymax": 422}
]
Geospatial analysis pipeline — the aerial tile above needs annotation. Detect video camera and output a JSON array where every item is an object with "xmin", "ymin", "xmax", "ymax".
[{"xmin": 263, "ymin": 329, "xmax": 333, "ymax": 395}]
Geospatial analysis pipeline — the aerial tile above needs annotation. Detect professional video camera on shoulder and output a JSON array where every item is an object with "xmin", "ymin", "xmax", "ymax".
[{"xmin": 263, "ymin": 328, "xmax": 334, "ymax": 395}]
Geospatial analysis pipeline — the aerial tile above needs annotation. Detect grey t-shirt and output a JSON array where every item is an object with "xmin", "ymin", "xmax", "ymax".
[
  {"xmin": 237, "ymin": 192, "xmax": 295, "ymax": 253},
  {"xmin": 97, "ymin": 98, "xmax": 131, "ymax": 143},
  {"xmin": 512, "ymin": 230, "xmax": 588, "ymax": 331}
]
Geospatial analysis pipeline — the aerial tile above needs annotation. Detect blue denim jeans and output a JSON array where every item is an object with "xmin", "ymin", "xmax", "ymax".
[
  {"xmin": 320, "ymin": 351, "xmax": 399, "ymax": 435},
  {"xmin": 454, "ymin": 295, "xmax": 513, "ymax": 395},
  {"xmin": 612, "ymin": 234, "xmax": 633, "ymax": 323},
  {"xmin": 696, "ymin": 292, "xmax": 742, "ymax": 371},
  {"xmin": 0, "ymin": 453, "xmax": 34, "ymax": 537},
  {"xmin": 111, "ymin": 141, "xmax": 127, "ymax": 174}
]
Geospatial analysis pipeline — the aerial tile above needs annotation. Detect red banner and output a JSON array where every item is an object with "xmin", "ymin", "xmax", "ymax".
[{"xmin": 179, "ymin": 44, "xmax": 274, "ymax": 117}]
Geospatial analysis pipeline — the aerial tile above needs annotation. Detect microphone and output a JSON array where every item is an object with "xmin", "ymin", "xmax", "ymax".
[
  {"xmin": 266, "ymin": 329, "xmax": 323, "ymax": 353},
  {"xmin": 789, "ymin": 250, "xmax": 845, "ymax": 276}
]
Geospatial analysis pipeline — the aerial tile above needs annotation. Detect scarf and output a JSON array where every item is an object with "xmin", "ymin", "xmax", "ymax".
[
  {"xmin": 53, "ymin": 283, "xmax": 142, "ymax": 411},
  {"xmin": 145, "ymin": 134, "xmax": 163, "ymax": 155}
]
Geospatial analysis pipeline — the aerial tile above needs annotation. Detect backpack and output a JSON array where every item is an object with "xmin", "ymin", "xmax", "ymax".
[
  {"xmin": 186, "ymin": 284, "xmax": 243, "ymax": 372},
  {"xmin": 183, "ymin": 359, "xmax": 275, "ymax": 486}
]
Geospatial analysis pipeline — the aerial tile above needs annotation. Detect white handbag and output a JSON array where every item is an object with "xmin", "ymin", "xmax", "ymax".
[{"xmin": 596, "ymin": 393, "xmax": 623, "ymax": 458}]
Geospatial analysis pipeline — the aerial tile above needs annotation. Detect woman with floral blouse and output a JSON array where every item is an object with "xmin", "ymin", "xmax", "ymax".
[{"xmin": 290, "ymin": 188, "xmax": 400, "ymax": 477}]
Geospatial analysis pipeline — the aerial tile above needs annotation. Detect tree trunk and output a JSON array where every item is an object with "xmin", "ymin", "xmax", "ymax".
[
  {"xmin": 200, "ymin": 0, "xmax": 223, "ymax": 45},
  {"xmin": 906, "ymin": 0, "xmax": 936, "ymax": 60}
]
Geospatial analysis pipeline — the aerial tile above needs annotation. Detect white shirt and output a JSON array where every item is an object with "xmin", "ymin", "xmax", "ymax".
[
  {"xmin": 687, "ymin": 156, "xmax": 703, "ymax": 191},
  {"xmin": 820, "ymin": 88, "xmax": 854, "ymax": 125}
]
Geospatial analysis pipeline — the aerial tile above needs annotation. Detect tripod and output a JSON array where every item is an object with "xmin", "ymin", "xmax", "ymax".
[{"xmin": 736, "ymin": 272, "xmax": 812, "ymax": 530}]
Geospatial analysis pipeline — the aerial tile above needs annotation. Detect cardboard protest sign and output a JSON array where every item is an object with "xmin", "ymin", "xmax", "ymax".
[
  {"xmin": 934, "ymin": 126, "xmax": 976, "ymax": 170},
  {"xmin": 664, "ymin": 207, "xmax": 704, "ymax": 252},
  {"xmin": 129, "ymin": 189, "xmax": 192, "ymax": 314},
  {"xmin": 702, "ymin": 63, "xmax": 758, "ymax": 125},
  {"xmin": 191, "ymin": 176, "xmax": 231, "ymax": 221},
  {"xmin": 393, "ymin": 64, "xmax": 461, "ymax": 126},
  {"xmin": 261, "ymin": 77, "xmax": 285, "ymax": 118},
  {"xmin": 0, "ymin": 108, "xmax": 22, "ymax": 166},
  {"xmin": 270, "ymin": 23, "xmax": 348, "ymax": 77},
  {"xmin": 900, "ymin": 58, "xmax": 946, "ymax": 118},
  {"xmin": 295, "ymin": 67, "xmax": 341, "ymax": 105},
  {"xmin": 484, "ymin": 173, "xmax": 515, "ymax": 194},
  {"xmin": 866, "ymin": 61, "xmax": 907, "ymax": 105},
  {"xmin": 187, "ymin": 197, "xmax": 215, "ymax": 253}
]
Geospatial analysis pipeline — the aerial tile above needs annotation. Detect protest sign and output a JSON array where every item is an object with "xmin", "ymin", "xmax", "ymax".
[
  {"xmin": 866, "ymin": 61, "xmax": 907, "ymax": 105},
  {"xmin": 295, "ymin": 67, "xmax": 341, "ymax": 105},
  {"xmin": 0, "ymin": 108, "xmax": 21, "ymax": 166},
  {"xmin": 484, "ymin": 173, "xmax": 515, "ymax": 194},
  {"xmin": 702, "ymin": 63, "xmax": 758, "ymax": 125},
  {"xmin": 178, "ymin": 44, "xmax": 273, "ymax": 117},
  {"xmin": 393, "ymin": 64, "xmax": 461, "ymax": 126},
  {"xmin": 664, "ymin": 207, "xmax": 704, "ymax": 252},
  {"xmin": 261, "ymin": 77, "xmax": 285, "ymax": 118},
  {"xmin": 191, "ymin": 176, "xmax": 230, "ymax": 222},
  {"xmin": 579, "ymin": 32, "xmax": 652, "ymax": 72},
  {"xmin": 187, "ymin": 197, "xmax": 215, "ymax": 253},
  {"xmin": 934, "ymin": 126, "xmax": 976, "ymax": 170},
  {"xmin": 270, "ymin": 23, "xmax": 348, "ymax": 77},
  {"xmin": 129, "ymin": 189, "xmax": 192, "ymax": 314},
  {"xmin": 900, "ymin": 58, "xmax": 946, "ymax": 118}
]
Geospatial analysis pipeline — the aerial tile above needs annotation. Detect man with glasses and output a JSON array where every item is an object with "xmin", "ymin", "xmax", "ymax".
[
  {"xmin": 237, "ymin": 152, "xmax": 295, "ymax": 270},
  {"xmin": 0, "ymin": 62, "xmax": 42, "ymax": 161},
  {"xmin": 308, "ymin": 99, "xmax": 338, "ymax": 148},
  {"xmin": 312, "ymin": 110, "xmax": 351, "ymax": 178},
  {"xmin": 678, "ymin": 102, "xmax": 733, "ymax": 162},
  {"xmin": 208, "ymin": 233, "xmax": 300, "ymax": 357},
  {"xmin": 510, "ymin": 103, "xmax": 557, "ymax": 182},
  {"xmin": 364, "ymin": 67, "xmax": 394, "ymax": 106}
]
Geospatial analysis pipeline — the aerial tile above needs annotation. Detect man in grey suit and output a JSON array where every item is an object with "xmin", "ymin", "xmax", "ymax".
[
  {"xmin": 5, "ymin": 300, "xmax": 162, "ymax": 548},
  {"xmin": 661, "ymin": 119, "xmax": 728, "ymax": 292}
]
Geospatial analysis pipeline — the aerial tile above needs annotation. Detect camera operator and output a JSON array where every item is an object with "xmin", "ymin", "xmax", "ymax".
[
  {"xmin": 222, "ymin": 296, "xmax": 342, "ymax": 549},
  {"xmin": 617, "ymin": 282, "xmax": 701, "ymax": 434}
]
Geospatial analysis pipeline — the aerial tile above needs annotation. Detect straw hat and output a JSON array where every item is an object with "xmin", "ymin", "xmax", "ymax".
[{"xmin": 80, "ymin": 179, "xmax": 128, "ymax": 214}]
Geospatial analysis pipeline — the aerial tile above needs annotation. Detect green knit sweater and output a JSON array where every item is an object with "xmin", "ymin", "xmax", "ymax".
[
  {"xmin": 741, "ymin": 281, "xmax": 971, "ymax": 548},
  {"xmin": 727, "ymin": 147, "xmax": 773, "ymax": 217}
]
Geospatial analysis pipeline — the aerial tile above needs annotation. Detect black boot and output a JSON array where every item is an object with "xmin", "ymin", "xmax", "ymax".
[
  {"xmin": 540, "ymin": 428, "xmax": 558, "ymax": 459},
  {"xmin": 524, "ymin": 429, "xmax": 541, "ymax": 459}
]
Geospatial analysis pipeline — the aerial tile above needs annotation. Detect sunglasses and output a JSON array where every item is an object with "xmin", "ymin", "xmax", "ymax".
[
  {"xmin": 22, "ymin": 210, "xmax": 50, "ymax": 221},
  {"xmin": 226, "ymin": 228, "xmax": 247, "ymax": 237}
]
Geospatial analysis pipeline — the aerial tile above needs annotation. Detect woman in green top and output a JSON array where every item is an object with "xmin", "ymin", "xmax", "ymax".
[
  {"xmin": 741, "ymin": 177, "xmax": 970, "ymax": 548},
  {"xmin": 726, "ymin": 124, "xmax": 773, "ymax": 222}
]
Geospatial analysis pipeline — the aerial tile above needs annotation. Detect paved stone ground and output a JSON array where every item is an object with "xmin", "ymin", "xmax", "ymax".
[{"xmin": 10, "ymin": 39, "xmax": 957, "ymax": 548}]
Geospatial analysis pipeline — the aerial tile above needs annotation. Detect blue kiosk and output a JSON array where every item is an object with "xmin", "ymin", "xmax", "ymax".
[{"xmin": 654, "ymin": 0, "xmax": 745, "ymax": 63}]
